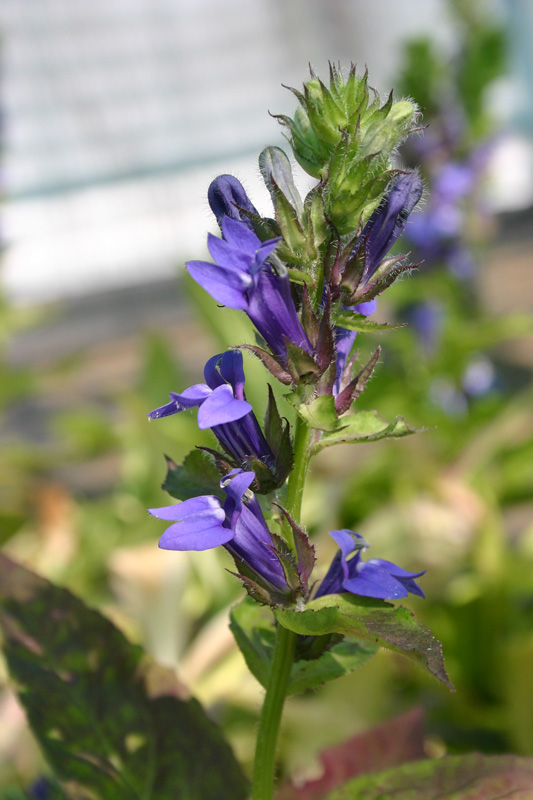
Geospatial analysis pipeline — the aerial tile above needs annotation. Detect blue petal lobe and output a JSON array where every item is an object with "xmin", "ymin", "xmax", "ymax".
[
  {"xmin": 159, "ymin": 516, "xmax": 233, "ymax": 551},
  {"xmin": 343, "ymin": 561, "xmax": 409, "ymax": 600},
  {"xmin": 222, "ymin": 216, "xmax": 261, "ymax": 251},
  {"xmin": 197, "ymin": 385, "xmax": 252, "ymax": 429},
  {"xmin": 219, "ymin": 350, "xmax": 246, "ymax": 398},
  {"xmin": 149, "ymin": 495, "xmax": 223, "ymax": 521},
  {"xmin": 186, "ymin": 261, "xmax": 251, "ymax": 310}
]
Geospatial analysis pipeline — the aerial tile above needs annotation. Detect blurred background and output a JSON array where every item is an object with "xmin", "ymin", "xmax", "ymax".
[{"xmin": 1, "ymin": 0, "xmax": 533, "ymax": 793}]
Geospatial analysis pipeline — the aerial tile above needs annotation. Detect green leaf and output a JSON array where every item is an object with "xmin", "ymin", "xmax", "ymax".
[
  {"xmin": 287, "ymin": 268, "xmax": 315, "ymax": 288},
  {"xmin": 161, "ymin": 449, "xmax": 223, "ymax": 501},
  {"xmin": 229, "ymin": 598, "xmax": 377, "ymax": 695},
  {"xmin": 274, "ymin": 593, "xmax": 452, "ymax": 689},
  {"xmin": 259, "ymin": 146, "xmax": 304, "ymax": 222},
  {"xmin": 322, "ymin": 754, "xmax": 533, "ymax": 799},
  {"xmin": 312, "ymin": 411, "xmax": 420, "ymax": 453},
  {"xmin": 290, "ymin": 395, "xmax": 340, "ymax": 432},
  {"xmin": 332, "ymin": 311, "xmax": 405, "ymax": 333},
  {"xmin": 285, "ymin": 341, "xmax": 322, "ymax": 384},
  {"xmin": 0, "ymin": 556, "xmax": 249, "ymax": 800}
]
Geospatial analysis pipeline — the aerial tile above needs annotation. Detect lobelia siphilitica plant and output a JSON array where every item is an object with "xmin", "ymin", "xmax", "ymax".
[{"xmin": 149, "ymin": 64, "xmax": 451, "ymax": 800}]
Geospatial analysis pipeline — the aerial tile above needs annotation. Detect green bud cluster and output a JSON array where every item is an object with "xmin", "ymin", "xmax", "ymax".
[{"xmin": 275, "ymin": 63, "xmax": 419, "ymax": 234}]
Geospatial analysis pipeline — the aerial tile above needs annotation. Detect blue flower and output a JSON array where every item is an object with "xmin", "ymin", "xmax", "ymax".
[
  {"xmin": 315, "ymin": 530, "xmax": 425, "ymax": 601},
  {"xmin": 187, "ymin": 215, "xmax": 312, "ymax": 363},
  {"xmin": 148, "ymin": 350, "xmax": 275, "ymax": 471},
  {"xmin": 333, "ymin": 299, "xmax": 377, "ymax": 396},
  {"xmin": 208, "ymin": 174, "xmax": 259, "ymax": 231},
  {"xmin": 150, "ymin": 470, "xmax": 290, "ymax": 595},
  {"xmin": 334, "ymin": 173, "xmax": 423, "ymax": 394},
  {"xmin": 356, "ymin": 172, "xmax": 424, "ymax": 285}
]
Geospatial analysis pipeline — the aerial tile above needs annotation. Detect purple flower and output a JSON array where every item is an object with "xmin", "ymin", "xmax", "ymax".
[
  {"xmin": 434, "ymin": 162, "xmax": 475, "ymax": 202},
  {"xmin": 357, "ymin": 172, "xmax": 424, "ymax": 285},
  {"xmin": 406, "ymin": 301, "xmax": 444, "ymax": 355},
  {"xmin": 315, "ymin": 530, "xmax": 425, "ymax": 601},
  {"xmin": 150, "ymin": 469, "xmax": 289, "ymax": 594},
  {"xmin": 333, "ymin": 299, "xmax": 377, "ymax": 396},
  {"xmin": 148, "ymin": 351, "xmax": 275, "ymax": 470},
  {"xmin": 334, "ymin": 173, "xmax": 423, "ymax": 395},
  {"xmin": 187, "ymin": 216, "xmax": 312, "ymax": 363},
  {"xmin": 208, "ymin": 174, "xmax": 259, "ymax": 231}
]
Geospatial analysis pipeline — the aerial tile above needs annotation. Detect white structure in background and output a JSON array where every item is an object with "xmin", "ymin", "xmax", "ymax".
[{"xmin": 2, "ymin": 0, "xmax": 519, "ymax": 305}]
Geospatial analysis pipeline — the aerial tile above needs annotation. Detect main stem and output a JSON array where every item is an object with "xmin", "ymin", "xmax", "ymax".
[{"xmin": 252, "ymin": 414, "xmax": 312, "ymax": 800}]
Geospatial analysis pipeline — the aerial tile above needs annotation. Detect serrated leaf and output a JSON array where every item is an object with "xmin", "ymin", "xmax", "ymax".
[
  {"xmin": 312, "ymin": 411, "xmax": 419, "ymax": 453},
  {"xmin": 335, "ymin": 346, "xmax": 381, "ymax": 416},
  {"xmin": 238, "ymin": 344, "xmax": 293, "ymax": 385},
  {"xmin": 276, "ymin": 506, "xmax": 316, "ymax": 588},
  {"xmin": 229, "ymin": 599, "xmax": 376, "ymax": 696},
  {"xmin": 321, "ymin": 754, "xmax": 533, "ymax": 799},
  {"xmin": 333, "ymin": 311, "xmax": 405, "ymax": 333},
  {"xmin": 301, "ymin": 286, "xmax": 320, "ymax": 347},
  {"xmin": 264, "ymin": 385, "xmax": 285, "ymax": 451},
  {"xmin": 290, "ymin": 395, "xmax": 340, "ymax": 432},
  {"xmin": 162, "ymin": 449, "xmax": 223, "ymax": 501},
  {"xmin": 274, "ymin": 593, "xmax": 452, "ymax": 689},
  {"xmin": 0, "ymin": 556, "xmax": 249, "ymax": 800}
]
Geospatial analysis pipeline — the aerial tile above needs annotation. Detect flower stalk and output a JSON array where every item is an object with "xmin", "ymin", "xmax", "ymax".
[
  {"xmin": 252, "ymin": 416, "xmax": 311, "ymax": 800},
  {"xmin": 147, "ymin": 62, "xmax": 429, "ymax": 800}
]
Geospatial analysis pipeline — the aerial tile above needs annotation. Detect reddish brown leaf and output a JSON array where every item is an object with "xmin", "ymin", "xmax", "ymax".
[{"xmin": 276, "ymin": 708, "xmax": 425, "ymax": 800}]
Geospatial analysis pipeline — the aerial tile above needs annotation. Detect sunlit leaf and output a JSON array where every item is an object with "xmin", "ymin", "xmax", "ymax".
[
  {"xmin": 230, "ymin": 599, "xmax": 377, "ymax": 695},
  {"xmin": 332, "ymin": 311, "xmax": 405, "ymax": 333},
  {"xmin": 311, "ymin": 411, "xmax": 420, "ymax": 454},
  {"xmin": 274, "ymin": 593, "xmax": 452, "ymax": 689}
]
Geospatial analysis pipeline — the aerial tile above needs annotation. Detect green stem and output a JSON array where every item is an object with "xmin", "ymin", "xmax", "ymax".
[
  {"xmin": 251, "ymin": 414, "xmax": 312, "ymax": 800},
  {"xmin": 251, "ymin": 623, "xmax": 296, "ymax": 800},
  {"xmin": 284, "ymin": 414, "xmax": 313, "ymax": 524}
]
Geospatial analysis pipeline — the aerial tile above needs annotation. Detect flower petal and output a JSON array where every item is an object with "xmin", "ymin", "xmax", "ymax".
[
  {"xmin": 222, "ymin": 216, "xmax": 261, "ymax": 251},
  {"xmin": 197, "ymin": 384, "xmax": 252, "ymax": 429},
  {"xmin": 219, "ymin": 350, "xmax": 246, "ymax": 398},
  {"xmin": 254, "ymin": 237, "xmax": 281, "ymax": 268},
  {"xmin": 186, "ymin": 261, "xmax": 252, "ymax": 310},
  {"xmin": 149, "ymin": 495, "xmax": 223, "ymax": 521},
  {"xmin": 329, "ymin": 529, "xmax": 367, "ymax": 580},
  {"xmin": 208, "ymin": 234, "xmax": 254, "ymax": 271},
  {"xmin": 147, "ymin": 384, "xmax": 212, "ymax": 419},
  {"xmin": 159, "ymin": 515, "xmax": 232, "ymax": 551},
  {"xmin": 369, "ymin": 559, "xmax": 426, "ymax": 598},
  {"xmin": 151, "ymin": 495, "xmax": 230, "ymax": 551},
  {"xmin": 203, "ymin": 353, "xmax": 225, "ymax": 389},
  {"xmin": 343, "ymin": 561, "xmax": 409, "ymax": 600},
  {"xmin": 208, "ymin": 174, "xmax": 259, "ymax": 229}
]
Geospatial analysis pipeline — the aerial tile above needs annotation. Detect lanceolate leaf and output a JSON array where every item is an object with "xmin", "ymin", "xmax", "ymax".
[
  {"xmin": 312, "ymin": 411, "xmax": 420, "ymax": 454},
  {"xmin": 290, "ymin": 395, "xmax": 340, "ymax": 432},
  {"xmin": 274, "ymin": 593, "xmax": 453, "ymax": 689},
  {"xmin": 0, "ymin": 556, "xmax": 249, "ymax": 800},
  {"xmin": 332, "ymin": 311, "xmax": 405, "ymax": 333},
  {"xmin": 321, "ymin": 754, "xmax": 533, "ymax": 800},
  {"xmin": 229, "ymin": 599, "xmax": 377, "ymax": 696},
  {"xmin": 162, "ymin": 449, "xmax": 223, "ymax": 501}
]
